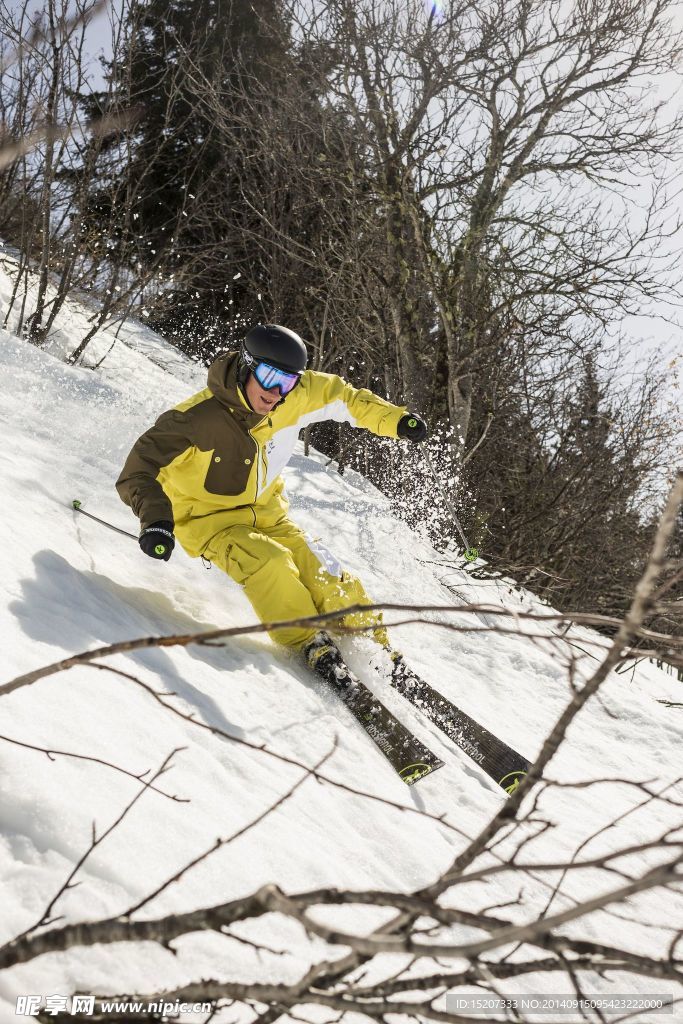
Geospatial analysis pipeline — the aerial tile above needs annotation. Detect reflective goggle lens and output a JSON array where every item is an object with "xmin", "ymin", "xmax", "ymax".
[{"xmin": 253, "ymin": 361, "xmax": 301, "ymax": 395}]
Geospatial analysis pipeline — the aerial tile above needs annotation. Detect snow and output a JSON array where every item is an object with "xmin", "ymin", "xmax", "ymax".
[{"xmin": 0, "ymin": 263, "xmax": 682, "ymax": 1023}]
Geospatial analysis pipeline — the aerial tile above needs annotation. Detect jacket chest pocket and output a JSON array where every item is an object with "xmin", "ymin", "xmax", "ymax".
[{"xmin": 203, "ymin": 447, "xmax": 255, "ymax": 496}]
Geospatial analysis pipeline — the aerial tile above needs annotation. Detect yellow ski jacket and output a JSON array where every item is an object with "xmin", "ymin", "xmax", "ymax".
[{"xmin": 116, "ymin": 351, "xmax": 407, "ymax": 558}]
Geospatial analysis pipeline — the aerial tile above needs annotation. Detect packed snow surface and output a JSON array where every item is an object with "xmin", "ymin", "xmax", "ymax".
[{"xmin": 0, "ymin": 267, "xmax": 682, "ymax": 1022}]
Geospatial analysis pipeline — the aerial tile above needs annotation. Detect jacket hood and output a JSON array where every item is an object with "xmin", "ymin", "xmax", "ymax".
[{"xmin": 207, "ymin": 351, "xmax": 262, "ymax": 424}]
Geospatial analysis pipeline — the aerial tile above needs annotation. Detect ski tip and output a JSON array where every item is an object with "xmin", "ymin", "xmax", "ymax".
[
  {"xmin": 400, "ymin": 759, "xmax": 445, "ymax": 786},
  {"xmin": 499, "ymin": 769, "xmax": 528, "ymax": 796},
  {"xmin": 71, "ymin": 499, "xmax": 82, "ymax": 510}
]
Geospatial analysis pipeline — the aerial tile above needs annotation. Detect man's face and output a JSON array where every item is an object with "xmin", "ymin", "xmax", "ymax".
[{"xmin": 244, "ymin": 370, "xmax": 283, "ymax": 415}]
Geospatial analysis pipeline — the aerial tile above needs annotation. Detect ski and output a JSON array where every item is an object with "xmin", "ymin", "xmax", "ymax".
[
  {"xmin": 386, "ymin": 651, "xmax": 531, "ymax": 795},
  {"xmin": 314, "ymin": 658, "xmax": 444, "ymax": 786}
]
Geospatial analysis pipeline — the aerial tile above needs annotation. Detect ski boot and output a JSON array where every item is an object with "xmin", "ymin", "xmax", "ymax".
[
  {"xmin": 303, "ymin": 631, "xmax": 356, "ymax": 690},
  {"xmin": 379, "ymin": 647, "xmax": 410, "ymax": 693}
]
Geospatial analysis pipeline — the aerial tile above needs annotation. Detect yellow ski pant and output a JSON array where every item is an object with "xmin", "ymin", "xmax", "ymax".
[{"xmin": 204, "ymin": 516, "xmax": 388, "ymax": 650}]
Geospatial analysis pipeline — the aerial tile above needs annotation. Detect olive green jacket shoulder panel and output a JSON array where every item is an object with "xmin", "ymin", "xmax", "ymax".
[
  {"xmin": 115, "ymin": 407, "xmax": 195, "ymax": 528},
  {"xmin": 116, "ymin": 351, "xmax": 408, "ymax": 552}
]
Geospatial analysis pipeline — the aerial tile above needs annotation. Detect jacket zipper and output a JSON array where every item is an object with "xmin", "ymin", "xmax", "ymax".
[
  {"xmin": 249, "ymin": 430, "xmax": 259, "ymax": 525},
  {"xmin": 248, "ymin": 416, "xmax": 270, "ymax": 525},
  {"xmin": 261, "ymin": 444, "xmax": 267, "ymax": 488}
]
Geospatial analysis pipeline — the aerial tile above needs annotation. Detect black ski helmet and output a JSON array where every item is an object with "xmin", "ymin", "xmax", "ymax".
[{"xmin": 241, "ymin": 324, "xmax": 308, "ymax": 373}]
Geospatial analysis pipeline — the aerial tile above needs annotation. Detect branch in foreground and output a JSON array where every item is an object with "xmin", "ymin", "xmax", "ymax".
[
  {"xmin": 9, "ymin": 749, "xmax": 184, "ymax": 947},
  {"xmin": 0, "ymin": 732, "xmax": 187, "ymax": 803},
  {"xmin": 4, "ymin": 852, "xmax": 683, "ymax": 973},
  {"xmin": 1, "ymin": 596, "xmax": 675, "ymax": 699},
  {"xmin": 87, "ymin": 660, "xmax": 465, "ymax": 838}
]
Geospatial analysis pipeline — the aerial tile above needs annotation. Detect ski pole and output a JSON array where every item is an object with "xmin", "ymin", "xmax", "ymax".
[
  {"xmin": 422, "ymin": 452, "xmax": 478, "ymax": 563},
  {"xmin": 71, "ymin": 499, "xmax": 138, "ymax": 541},
  {"xmin": 72, "ymin": 499, "xmax": 206, "ymax": 564},
  {"xmin": 72, "ymin": 499, "xmax": 171, "ymax": 558}
]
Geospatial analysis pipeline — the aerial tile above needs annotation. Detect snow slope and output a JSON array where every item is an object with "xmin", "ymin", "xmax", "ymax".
[{"xmin": 0, "ymin": 272, "xmax": 682, "ymax": 1023}]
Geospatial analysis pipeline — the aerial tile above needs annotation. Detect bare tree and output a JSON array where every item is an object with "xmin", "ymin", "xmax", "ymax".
[
  {"xmin": 0, "ymin": 0, "xmax": 207, "ymax": 362},
  {"xmin": 0, "ymin": 0, "xmax": 108, "ymax": 340},
  {"xmin": 286, "ymin": 0, "xmax": 682, "ymax": 439}
]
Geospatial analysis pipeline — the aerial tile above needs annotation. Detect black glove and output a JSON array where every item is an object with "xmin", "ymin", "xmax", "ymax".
[
  {"xmin": 397, "ymin": 413, "xmax": 428, "ymax": 442},
  {"xmin": 139, "ymin": 520, "xmax": 175, "ymax": 561}
]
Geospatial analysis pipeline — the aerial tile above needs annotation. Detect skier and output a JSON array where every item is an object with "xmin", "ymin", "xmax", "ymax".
[{"xmin": 116, "ymin": 324, "xmax": 427, "ymax": 682}]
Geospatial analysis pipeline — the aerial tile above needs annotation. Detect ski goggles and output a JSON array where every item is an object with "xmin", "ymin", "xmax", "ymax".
[{"xmin": 252, "ymin": 360, "xmax": 301, "ymax": 396}]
